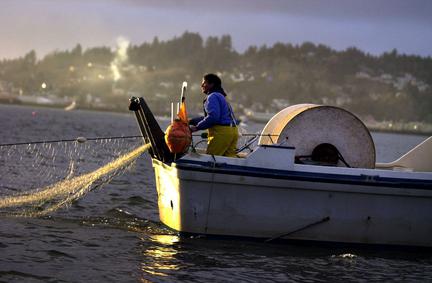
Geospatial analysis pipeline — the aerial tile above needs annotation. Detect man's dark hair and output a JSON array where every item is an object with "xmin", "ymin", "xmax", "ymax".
[{"xmin": 203, "ymin": 73, "xmax": 226, "ymax": 96}]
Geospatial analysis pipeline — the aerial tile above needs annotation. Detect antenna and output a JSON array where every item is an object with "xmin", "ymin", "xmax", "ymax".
[{"xmin": 181, "ymin": 81, "xmax": 188, "ymax": 103}]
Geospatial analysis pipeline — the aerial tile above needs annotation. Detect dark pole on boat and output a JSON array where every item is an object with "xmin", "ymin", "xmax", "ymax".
[
  {"xmin": 129, "ymin": 97, "xmax": 174, "ymax": 162},
  {"xmin": 129, "ymin": 97, "xmax": 156, "ymax": 157},
  {"xmin": 137, "ymin": 98, "xmax": 164, "ymax": 161}
]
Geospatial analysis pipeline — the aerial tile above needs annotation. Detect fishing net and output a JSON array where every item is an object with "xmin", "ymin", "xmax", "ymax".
[{"xmin": 0, "ymin": 138, "xmax": 148, "ymax": 216}]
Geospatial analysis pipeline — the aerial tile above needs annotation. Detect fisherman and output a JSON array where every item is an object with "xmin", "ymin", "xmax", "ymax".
[{"xmin": 189, "ymin": 73, "xmax": 238, "ymax": 157}]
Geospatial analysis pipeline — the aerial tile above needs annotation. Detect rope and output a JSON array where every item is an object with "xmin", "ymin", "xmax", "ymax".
[
  {"xmin": 192, "ymin": 132, "xmax": 279, "ymax": 139},
  {"xmin": 265, "ymin": 216, "xmax": 330, "ymax": 242},
  {"xmin": 337, "ymin": 150, "xmax": 352, "ymax": 168},
  {"xmin": 0, "ymin": 135, "xmax": 144, "ymax": 147},
  {"xmin": 0, "ymin": 133, "xmax": 280, "ymax": 148}
]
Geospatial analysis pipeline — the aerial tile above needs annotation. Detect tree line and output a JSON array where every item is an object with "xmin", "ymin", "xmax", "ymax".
[{"xmin": 1, "ymin": 31, "xmax": 431, "ymax": 122}]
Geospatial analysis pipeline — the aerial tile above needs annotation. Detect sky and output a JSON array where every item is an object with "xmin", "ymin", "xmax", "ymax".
[{"xmin": 1, "ymin": 0, "xmax": 432, "ymax": 59}]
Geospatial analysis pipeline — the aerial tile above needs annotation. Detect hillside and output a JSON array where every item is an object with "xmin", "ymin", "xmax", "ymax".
[{"xmin": 1, "ymin": 32, "xmax": 431, "ymax": 124}]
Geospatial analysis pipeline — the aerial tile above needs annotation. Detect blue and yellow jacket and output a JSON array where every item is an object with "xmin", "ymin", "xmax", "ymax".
[{"xmin": 190, "ymin": 92, "xmax": 237, "ymax": 131}]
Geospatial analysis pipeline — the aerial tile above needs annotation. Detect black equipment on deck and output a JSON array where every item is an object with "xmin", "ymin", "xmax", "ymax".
[{"xmin": 129, "ymin": 97, "xmax": 174, "ymax": 163}]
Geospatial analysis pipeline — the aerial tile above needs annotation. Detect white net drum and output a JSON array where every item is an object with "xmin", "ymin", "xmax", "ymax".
[{"xmin": 258, "ymin": 104, "xmax": 375, "ymax": 168}]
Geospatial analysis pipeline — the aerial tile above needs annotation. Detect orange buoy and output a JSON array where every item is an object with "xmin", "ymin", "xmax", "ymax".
[{"xmin": 165, "ymin": 119, "xmax": 192, "ymax": 153}]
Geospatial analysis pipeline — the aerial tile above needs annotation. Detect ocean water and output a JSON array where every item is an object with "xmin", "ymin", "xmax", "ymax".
[{"xmin": 0, "ymin": 104, "xmax": 431, "ymax": 282}]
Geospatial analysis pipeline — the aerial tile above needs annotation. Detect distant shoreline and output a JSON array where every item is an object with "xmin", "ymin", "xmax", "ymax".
[
  {"xmin": 1, "ymin": 101, "xmax": 431, "ymax": 136},
  {"xmin": 0, "ymin": 100, "xmax": 129, "ymax": 114}
]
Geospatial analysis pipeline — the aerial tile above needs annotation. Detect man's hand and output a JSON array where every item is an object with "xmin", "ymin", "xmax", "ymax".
[{"xmin": 189, "ymin": 125, "xmax": 198, "ymax": 132}]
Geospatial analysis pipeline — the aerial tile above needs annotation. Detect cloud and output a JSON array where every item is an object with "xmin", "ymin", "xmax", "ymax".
[
  {"xmin": 0, "ymin": 0, "xmax": 431, "ymax": 59},
  {"xmin": 118, "ymin": 0, "xmax": 432, "ymax": 24}
]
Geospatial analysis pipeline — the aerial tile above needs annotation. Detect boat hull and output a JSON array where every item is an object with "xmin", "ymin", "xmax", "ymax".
[{"xmin": 153, "ymin": 159, "xmax": 432, "ymax": 247}]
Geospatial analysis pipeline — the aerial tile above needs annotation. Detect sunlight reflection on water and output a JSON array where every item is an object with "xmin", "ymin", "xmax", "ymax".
[{"xmin": 142, "ymin": 235, "xmax": 180, "ymax": 277}]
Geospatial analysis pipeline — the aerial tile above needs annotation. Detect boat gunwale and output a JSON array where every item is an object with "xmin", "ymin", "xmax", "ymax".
[{"xmin": 164, "ymin": 159, "xmax": 432, "ymax": 191}]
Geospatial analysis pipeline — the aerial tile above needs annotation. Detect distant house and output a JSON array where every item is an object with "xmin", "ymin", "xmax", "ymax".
[{"xmin": 355, "ymin": 72, "xmax": 371, "ymax": 79}]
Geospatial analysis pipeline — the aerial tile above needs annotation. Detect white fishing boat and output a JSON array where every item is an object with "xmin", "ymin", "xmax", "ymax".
[
  {"xmin": 64, "ymin": 100, "xmax": 76, "ymax": 111},
  {"xmin": 129, "ymin": 97, "xmax": 432, "ymax": 247},
  {"xmin": 243, "ymin": 108, "xmax": 275, "ymax": 123}
]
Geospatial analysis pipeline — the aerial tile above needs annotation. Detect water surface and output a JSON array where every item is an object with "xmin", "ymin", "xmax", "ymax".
[{"xmin": 0, "ymin": 104, "xmax": 430, "ymax": 282}]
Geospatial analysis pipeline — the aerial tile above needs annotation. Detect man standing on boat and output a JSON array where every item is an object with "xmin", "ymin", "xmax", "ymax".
[{"xmin": 189, "ymin": 73, "xmax": 239, "ymax": 157}]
